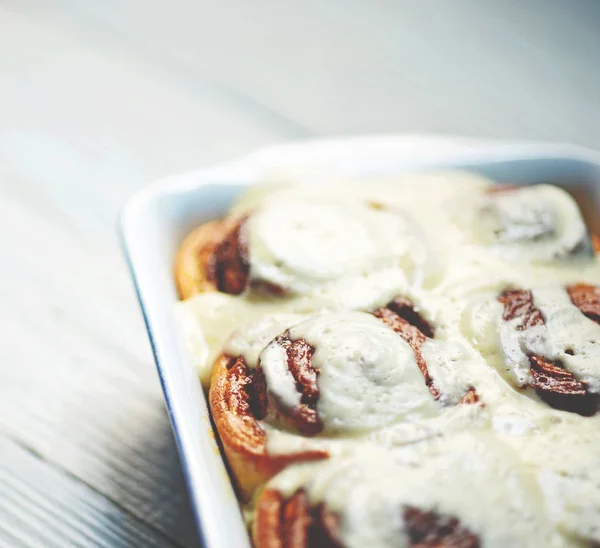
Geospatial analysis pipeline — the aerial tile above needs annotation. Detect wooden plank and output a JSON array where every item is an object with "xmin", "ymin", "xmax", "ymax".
[
  {"xmin": 0, "ymin": 435, "xmax": 184, "ymax": 548},
  {"xmin": 0, "ymin": 4, "xmax": 298, "ymax": 548}
]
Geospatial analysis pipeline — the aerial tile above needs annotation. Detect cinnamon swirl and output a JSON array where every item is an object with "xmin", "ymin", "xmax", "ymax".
[
  {"xmin": 452, "ymin": 184, "xmax": 593, "ymax": 262},
  {"xmin": 210, "ymin": 298, "xmax": 484, "ymax": 499},
  {"xmin": 465, "ymin": 283, "xmax": 600, "ymax": 416},
  {"xmin": 175, "ymin": 216, "xmax": 249, "ymax": 299},
  {"xmin": 254, "ymin": 433, "xmax": 562, "ymax": 548},
  {"xmin": 175, "ymin": 196, "xmax": 428, "ymax": 301},
  {"xmin": 172, "ymin": 171, "xmax": 600, "ymax": 546}
]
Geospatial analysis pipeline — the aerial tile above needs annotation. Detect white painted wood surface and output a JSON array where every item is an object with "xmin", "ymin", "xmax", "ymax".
[{"xmin": 0, "ymin": 1, "xmax": 598, "ymax": 546}]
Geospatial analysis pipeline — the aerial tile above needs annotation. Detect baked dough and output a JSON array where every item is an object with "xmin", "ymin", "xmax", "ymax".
[{"xmin": 175, "ymin": 173, "xmax": 600, "ymax": 545}]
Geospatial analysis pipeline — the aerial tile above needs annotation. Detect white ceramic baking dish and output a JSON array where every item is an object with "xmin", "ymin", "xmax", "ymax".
[{"xmin": 120, "ymin": 135, "xmax": 600, "ymax": 548}]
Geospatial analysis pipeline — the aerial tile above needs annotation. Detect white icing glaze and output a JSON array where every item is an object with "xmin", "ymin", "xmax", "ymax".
[
  {"xmin": 411, "ymin": 290, "xmax": 514, "ymax": 409},
  {"xmin": 260, "ymin": 312, "xmax": 438, "ymax": 433},
  {"xmin": 420, "ymin": 338, "xmax": 475, "ymax": 405},
  {"xmin": 259, "ymin": 394, "xmax": 490, "ymax": 459},
  {"xmin": 499, "ymin": 416, "xmax": 600, "ymax": 544},
  {"xmin": 224, "ymin": 312, "xmax": 305, "ymax": 369},
  {"xmin": 453, "ymin": 184, "xmax": 590, "ymax": 262},
  {"xmin": 246, "ymin": 197, "xmax": 427, "ymax": 295},
  {"xmin": 181, "ymin": 173, "xmax": 598, "ymax": 389},
  {"xmin": 175, "ymin": 171, "xmax": 600, "ymax": 543},
  {"xmin": 467, "ymin": 285, "xmax": 600, "ymax": 394},
  {"xmin": 260, "ymin": 341, "xmax": 302, "ymax": 409},
  {"xmin": 267, "ymin": 433, "xmax": 566, "ymax": 548},
  {"xmin": 176, "ymin": 292, "xmax": 290, "ymax": 385},
  {"xmin": 232, "ymin": 170, "xmax": 491, "ymax": 220},
  {"xmin": 528, "ymin": 287, "xmax": 600, "ymax": 392}
]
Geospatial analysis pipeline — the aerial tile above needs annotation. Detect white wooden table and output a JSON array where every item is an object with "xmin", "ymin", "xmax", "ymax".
[{"xmin": 1, "ymin": 1, "xmax": 599, "ymax": 546}]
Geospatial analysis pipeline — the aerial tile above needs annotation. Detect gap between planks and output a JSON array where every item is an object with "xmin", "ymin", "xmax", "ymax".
[{"xmin": 0, "ymin": 433, "xmax": 194, "ymax": 548}]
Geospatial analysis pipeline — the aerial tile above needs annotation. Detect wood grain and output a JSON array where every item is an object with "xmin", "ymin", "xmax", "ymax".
[
  {"xmin": 0, "ymin": 0, "xmax": 598, "ymax": 546},
  {"xmin": 0, "ymin": 436, "xmax": 184, "ymax": 547},
  {"xmin": 0, "ymin": 3, "xmax": 291, "ymax": 547}
]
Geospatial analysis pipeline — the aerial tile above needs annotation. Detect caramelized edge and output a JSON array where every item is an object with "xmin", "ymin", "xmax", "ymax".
[
  {"xmin": 174, "ymin": 219, "xmax": 225, "ymax": 299},
  {"xmin": 209, "ymin": 354, "xmax": 328, "ymax": 500},
  {"xmin": 255, "ymin": 489, "xmax": 342, "ymax": 548},
  {"xmin": 255, "ymin": 489, "xmax": 481, "ymax": 548}
]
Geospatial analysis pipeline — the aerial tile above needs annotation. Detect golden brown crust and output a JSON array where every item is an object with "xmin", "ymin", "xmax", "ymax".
[
  {"xmin": 254, "ymin": 489, "xmax": 286, "ymax": 548},
  {"xmin": 592, "ymin": 233, "xmax": 600, "ymax": 253},
  {"xmin": 209, "ymin": 354, "xmax": 328, "ymax": 501},
  {"xmin": 174, "ymin": 216, "xmax": 250, "ymax": 300},
  {"xmin": 254, "ymin": 489, "xmax": 342, "ymax": 548},
  {"xmin": 174, "ymin": 215, "xmax": 290, "ymax": 300},
  {"xmin": 254, "ymin": 489, "xmax": 480, "ymax": 548},
  {"xmin": 282, "ymin": 490, "xmax": 312, "ymax": 547},
  {"xmin": 174, "ymin": 219, "xmax": 224, "ymax": 299}
]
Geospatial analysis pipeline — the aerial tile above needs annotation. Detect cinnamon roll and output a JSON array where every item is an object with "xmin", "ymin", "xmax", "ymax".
[
  {"xmin": 465, "ymin": 283, "xmax": 600, "ymax": 416},
  {"xmin": 175, "ymin": 215, "xmax": 250, "ymax": 299},
  {"xmin": 453, "ymin": 184, "xmax": 593, "ymax": 262},
  {"xmin": 175, "ymin": 196, "xmax": 428, "ymax": 301},
  {"xmin": 253, "ymin": 433, "xmax": 562, "ymax": 548},
  {"xmin": 210, "ymin": 299, "xmax": 484, "ymax": 499},
  {"xmin": 170, "ymin": 172, "xmax": 600, "ymax": 545}
]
